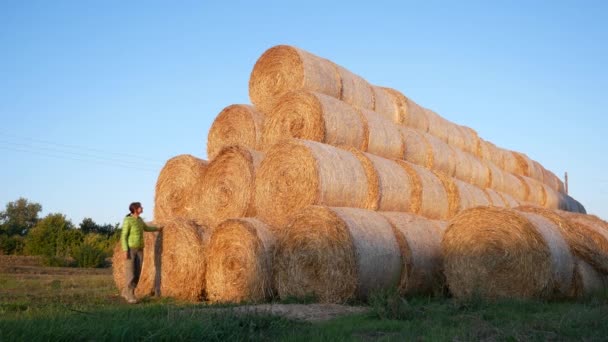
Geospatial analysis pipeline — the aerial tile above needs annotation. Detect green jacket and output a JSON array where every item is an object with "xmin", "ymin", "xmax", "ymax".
[{"xmin": 120, "ymin": 216, "xmax": 158, "ymax": 251}]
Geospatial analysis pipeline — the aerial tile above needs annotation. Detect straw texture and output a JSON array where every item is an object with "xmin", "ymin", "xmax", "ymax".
[
  {"xmin": 206, "ymin": 218, "xmax": 277, "ymax": 303},
  {"xmin": 359, "ymin": 108, "xmax": 405, "ymax": 160},
  {"xmin": 400, "ymin": 127, "xmax": 431, "ymax": 167},
  {"xmin": 380, "ymin": 212, "xmax": 446, "ymax": 295},
  {"xmin": 262, "ymin": 91, "xmax": 366, "ymax": 151},
  {"xmin": 254, "ymin": 139, "xmax": 369, "ymax": 227},
  {"xmin": 372, "ymin": 86, "xmax": 400, "ymax": 123},
  {"xmin": 274, "ymin": 206, "xmax": 402, "ymax": 303},
  {"xmin": 397, "ymin": 160, "xmax": 450, "ymax": 220},
  {"xmin": 426, "ymin": 134, "xmax": 457, "ymax": 177},
  {"xmin": 349, "ymin": 150, "xmax": 415, "ymax": 212},
  {"xmin": 207, "ymin": 104, "xmax": 265, "ymax": 159},
  {"xmin": 571, "ymin": 258, "xmax": 607, "ymax": 297},
  {"xmin": 442, "ymin": 207, "xmax": 574, "ymax": 299},
  {"xmin": 381, "ymin": 87, "xmax": 429, "ymax": 131},
  {"xmin": 249, "ymin": 45, "xmax": 341, "ymax": 114},
  {"xmin": 199, "ymin": 146, "xmax": 264, "ymax": 228},
  {"xmin": 434, "ymin": 173, "xmax": 492, "ymax": 218},
  {"xmin": 159, "ymin": 218, "xmax": 210, "ymax": 301},
  {"xmin": 335, "ymin": 65, "xmax": 374, "ymax": 110},
  {"xmin": 154, "ymin": 155, "xmax": 208, "ymax": 223}
]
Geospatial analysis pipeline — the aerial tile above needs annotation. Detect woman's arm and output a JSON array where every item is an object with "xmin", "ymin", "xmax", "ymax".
[{"xmin": 120, "ymin": 219, "xmax": 131, "ymax": 252}]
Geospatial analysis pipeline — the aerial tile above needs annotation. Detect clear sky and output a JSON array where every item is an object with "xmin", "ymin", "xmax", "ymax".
[{"xmin": 1, "ymin": 1, "xmax": 607, "ymax": 225}]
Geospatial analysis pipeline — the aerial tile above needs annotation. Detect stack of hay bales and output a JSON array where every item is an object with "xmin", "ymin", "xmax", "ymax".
[{"xmin": 112, "ymin": 44, "xmax": 600, "ymax": 303}]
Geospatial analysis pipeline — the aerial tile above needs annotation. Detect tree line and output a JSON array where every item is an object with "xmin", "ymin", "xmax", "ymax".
[{"xmin": 0, "ymin": 198, "xmax": 120, "ymax": 267}]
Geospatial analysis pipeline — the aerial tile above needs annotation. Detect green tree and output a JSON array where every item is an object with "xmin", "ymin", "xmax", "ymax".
[
  {"xmin": 0, "ymin": 198, "xmax": 42, "ymax": 236},
  {"xmin": 24, "ymin": 213, "xmax": 77, "ymax": 258},
  {"xmin": 79, "ymin": 217, "xmax": 117, "ymax": 236}
]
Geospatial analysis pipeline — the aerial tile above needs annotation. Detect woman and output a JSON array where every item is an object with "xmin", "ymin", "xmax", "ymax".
[{"xmin": 120, "ymin": 202, "xmax": 161, "ymax": 303}]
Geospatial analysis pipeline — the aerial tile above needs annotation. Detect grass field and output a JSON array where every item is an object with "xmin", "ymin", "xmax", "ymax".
[{"xmin": 1, "ymin": 256, "xmax": 607, "ymax": 341}]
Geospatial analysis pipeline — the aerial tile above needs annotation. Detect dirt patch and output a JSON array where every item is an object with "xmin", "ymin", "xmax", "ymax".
[
  {"xmin": 179, "ymin": 303, "xmax": 369, "ymax": 322},
  {"xmin": 0, "ymin": 265, "xmax": 111, "ymax": 276},
  {"xmin": 0, "ymin": 255, "xmax": 44, "ymax": 267}
]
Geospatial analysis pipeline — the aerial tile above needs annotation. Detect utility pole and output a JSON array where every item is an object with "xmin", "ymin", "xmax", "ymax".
[{"xmin": 565, "ymin": 172, "xmax": 569, "ymax": 195}]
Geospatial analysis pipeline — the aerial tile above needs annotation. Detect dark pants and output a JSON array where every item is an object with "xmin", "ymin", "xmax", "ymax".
[{"xmin": 125, "ymin": 248, "xmax": 143, "ymax": 290}]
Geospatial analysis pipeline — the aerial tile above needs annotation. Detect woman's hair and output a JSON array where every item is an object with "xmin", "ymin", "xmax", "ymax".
[{"xmin": 126, "ymin": 202, "xmax": 142, "ymax": 217}]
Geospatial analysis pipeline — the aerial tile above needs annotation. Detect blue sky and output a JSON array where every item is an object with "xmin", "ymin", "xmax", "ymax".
[{"xmin": 1, "ymin": 1, "xmax": 607, "ymax": 225}]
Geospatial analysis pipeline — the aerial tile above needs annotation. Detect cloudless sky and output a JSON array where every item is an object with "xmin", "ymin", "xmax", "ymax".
[{"xmin": 1, "ymin": 1, "xmax": 607, "ymax": 225}]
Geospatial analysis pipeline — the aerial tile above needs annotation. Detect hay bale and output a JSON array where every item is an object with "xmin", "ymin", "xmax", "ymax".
[
  {"xmin": 379, "ymin": 212, "xmax": 446, "ymax": 295},
  {"xmin": 553, "ymin": 210, "xmax": 608, "ymax": 273},
  {"xmin": 400, "ymin": 127, "xmax": 431, "ymax": 167},
  {"xmin": 435, "ymin": 173, "xmax": 492, "ymax": 218},
  {"xmin": 372, "ymin": 86, "xmax": 400, "ymax": 122},
  {"xmin": 460, "ymin": 126, "xmax": 481, "ymax": 155},
  {"xmin": 207, "ymin": 104, "xmax": 265, "ymax": 160},
  {"xmin": 503, "ymin": 150, "xmax": 525, "ymax": 175},
  {"xmin": 513, "ymin": 152, "xmax": 545, "ymax": 181},
  {"xmin": 111, "ymin": 231, "xmax": 161, "ymax": 298},
  {"xmin": 543, "ymin": 168, "xmax": 565, "ymax": 193},
  {"xmin": 442, "ymin": 207, "xmax": 574, "ymax": 299},
  {"xmin": 571, "ymin": 258, "xmax": 607, "ymax": 297},
  {"xmin": 135, "ymin": 231, "xmax": 162, "ymax": 297},
  {"xmin": 498, "ymin": 169, "xmax": 528, "ymax": 203},
  {"xmin": 359, "ymin": 108, "xmax": 405, "ymax": 160},
  {"xmin": 349, "ymin": 149, "xmax": 415, "ymax": 212},
  {"xmin": 112, "ymin": 242, "xmax": 126, "ymax": 294},
  {"xmin": 199, "ymin": 146, "xmax": 264, "ymax": 228},
  {"xmin": 159, "ymin": 218, "xmax": 210, "ymax": 301},
  {"xmin": 154, "ymin": 155, "xmax": 208, "ymax": 223},
  {"xmin": 478, "ymin": 140, "xmax": 504, "ymax": 169},
  {"xmin": 484, "ymin": 188, "xmax": 507, "ymax": 207},
  {"xmin": 262, "ymin": 91, "xmax": 366, "ymax": 151},
  {"xmin": 206, "ymin": 218, "xmax": 276, "ymax": 303},
  {"xmin": 497, "ymin": 191, "xmax": 520, "ymax": 208},
  {"xmin": 397, "ymin": 160, "xmax": 450, "ymax": 220},
  {"xmin": 542, "ymin": 184, "xmax": 565, "ymax": 210},
  {"xmin": 249, "ymin": 45, "xmax": 341, "ymax": 114},
  {"xmin": 425, "ymin": 109, "xmax": 451, "ymax": 143},
  {"xmin": 517, "ymin": 175, "xmax": 547, "ymax": 206},
  {"xmin": 380, "ymin": 87, "xmax": 429, "ymax": 131},
  {"xmin": 426, "ymin": 134, "xmax": 457, "ymax": 177},
  {"xmin": 254, "ymin": 139, "xmax": 370, "ymax": 227},
  {"xmin": 274, "ymin": 206, "xmax": 402, "ymax": 303},
  {"xmin": 335, "ymin": 65, "xmax": 374, "ymax": 110},
  {"xmin": 453, "ymin": 148, "xmax": 491, "ymax": 189}
]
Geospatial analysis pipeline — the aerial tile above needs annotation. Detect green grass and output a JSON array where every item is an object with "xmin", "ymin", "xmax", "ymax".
[{"xmin": 1, "ymin": 266, "xmax": 608, "ymax": 341}]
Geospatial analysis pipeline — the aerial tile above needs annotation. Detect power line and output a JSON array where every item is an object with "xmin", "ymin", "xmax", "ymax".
[
  {"xmin": 0, "ymin": 145, "xmax": 159, "ymax": 173},
  {"xmin": 0, "ymin": 140, "xmax": 161, "ymax": 168},
  {"xmin": 0, "ymin": 130, "xmax": 162, "ymax": 163}
]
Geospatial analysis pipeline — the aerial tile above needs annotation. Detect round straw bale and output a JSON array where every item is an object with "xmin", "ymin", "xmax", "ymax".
[
  {"xmin": 517, "ymin": 175, "xmax": 547, "ymax": 206},
  {"xmin": 501, "ymin": 171, "xmax": 528, "ymax": 203},
  {"xmin": 274, "ymin": 206, "xmax": 402, "ymax": 303},
  {"xmin": 447, "ymin": 125, "xmax": 467, "ymax": 152},
  {"xmin": 543, "ymin": 169, "xmax": 565, "ymax": 193},
  {"xmin": 460, "ymin": 126, "xmax": 481, "ymax": 155},
  {"xmin": 381, "ymin": 87, "xmax": 429, "ymax": 131},
  {"xmin": 335, "ymin": 65, "xmax": 374, "ymax": 110},
  {"xmin": 571, "ymin": 258, "xmax": 607, "ymax": 297},
  {"xmin": 159, "ymin": 218, "xmax": 210, "ymax": 301},
  {"xmin": 112, "ymin": 242, "xmax": 126, "ymax": 294},
  {"xmin": 478, "ymin": 140, "xmax": 504, "ymax": 169},
  {"xmin": 135, "ymin": 231, "xmax": 162, "ymax": 297},
  {"xmin": 434, "ymin": 173, "xmax": 492, "ymax": 218},
  {"xmin": 496, "ymin": 191, "xmax": 520, "ymax": 208},
  {"xmin": 359, "ymin": 108, "xmax": 405, "ymax": 160},
  {"xmin": 249, "ymin": 45, "xmax": 341, "ymax": 114},
  {"xmin": 442, "ymin": 207, "xmax": 574, "ymax": 299},
  {"xmin": 199, "ymin": 146, "xmax": 264, "ymax": 228},
  {"xmin": 397, "ymin": 160, "xmax": 450, "ymax": 220},
  {"xmin": 379, "ymin": 212, "xmax": 446, "ymax": 295},
  {"xmin": 112, "ymin": 232, "xmax": 161, "ymax": 298},
  {"xmin": 372, "ymin": 86, "xmax": 400, "ymax": 122},
  {"xmin": 425, "ymin": 109, "xmax": 451, "ymax": 143},
  {"xmin": 426, "ymin": 134, "xmax": 457, "ymax": 177},
  {"xmin": 206, "ymin": 218, "xmax": 276, "ymax": 303},
  {"xmin": 207, "ymin": 104, "xmax": 264, "ymax": 160},
  {"xmin": 254, "ymin": 139, "xmax": 370, "ymax": 227},
  {"xmin": 502, "ymin": 150, "xmax": 524, "ymax": 175},
  {"xmin": 519, "ymin": 206, "xmax": 608, "ymax": 273},
  {"xmin": 484, "ymin": 188, "xmax": 507, "ymax": 207},
  {"xmin": 542, "ymin": 184, "xmax": 564, "ymax": 210},
  {"xmin": 400, "ymin": 127, "xmax": 431, "ymax": 167},
  {"xmin": 154, "ymin": 155, "xmax": 208, "ymax": 223},
  {"xmin": 349, "ymin": 149, "xmax": 415, "ymax": 212},
  {"xmin": 262, "ymin": 91, "xmax": 366, "ymax": 151},
  {"xmin": 453, "ymin": 149, "xmax": 491, "ymax": 189}
]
